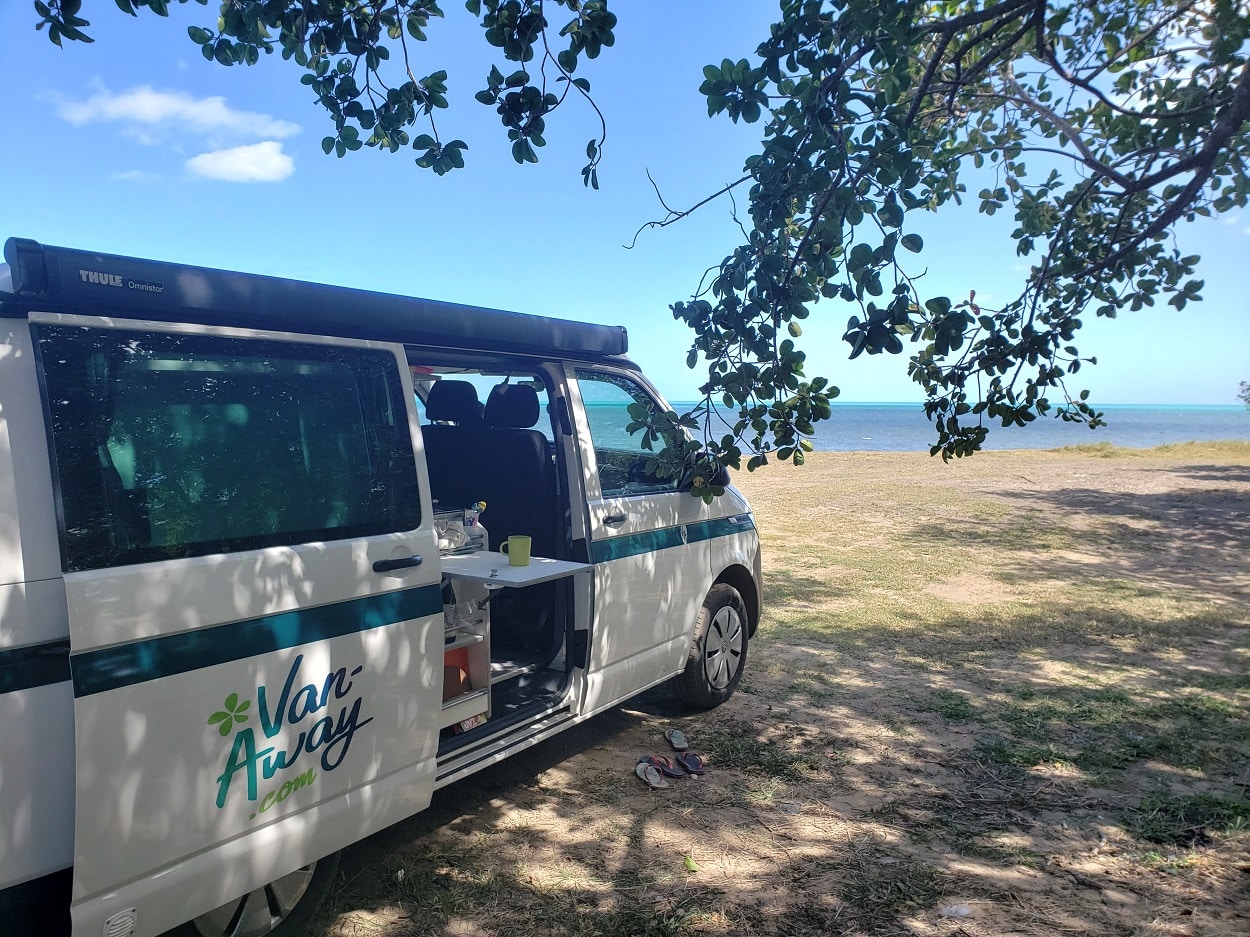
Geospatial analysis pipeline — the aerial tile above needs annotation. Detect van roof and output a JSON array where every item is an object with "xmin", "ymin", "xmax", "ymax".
[{"xmin": 1, "ymin": 237, "xmax": 629, "ymax": 360}]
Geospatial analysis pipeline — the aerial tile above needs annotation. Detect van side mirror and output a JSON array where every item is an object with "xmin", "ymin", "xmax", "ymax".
[{"xmin": 680, "ymin": 462, "xmax": 731, "ymax": 491}]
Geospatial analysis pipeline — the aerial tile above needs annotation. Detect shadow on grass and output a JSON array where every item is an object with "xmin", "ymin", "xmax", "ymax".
[
  {"xmin": 902, "ymin": 476, "xmax": 1250, "ymax": 602},
  {"xmin": 762, "ymin": 563, "xmax": 1246, "ymax": 656},
  {"xmin": 309, "ymin": 597, "xmax": 1250, "ymax": 936},
  {"xmin": 1170, "ymin": 464, "xmax": 1250, "ymax": 485},
  {"xmin": 313, "ymin": 690, "xmax": 950, "ymax": 937},
  {"xmin": 760, "ymin": 566, "xmax": 853, "ymax": 607}
]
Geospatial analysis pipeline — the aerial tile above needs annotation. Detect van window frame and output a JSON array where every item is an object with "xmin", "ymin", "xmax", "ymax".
[
  {"xmin": 34, "ymin": 320, "xmax": 422, "ymax": 573},
  {"xmin": 572, "ymin": 367, "xmax": 684, "ymax": 499}
]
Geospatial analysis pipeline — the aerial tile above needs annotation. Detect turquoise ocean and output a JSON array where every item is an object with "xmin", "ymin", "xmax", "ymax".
[{"xmin": 665, "ymin": 402, "xmax": 1250, "ymax": 453}]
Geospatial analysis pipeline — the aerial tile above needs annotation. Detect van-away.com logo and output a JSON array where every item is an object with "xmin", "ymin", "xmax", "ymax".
[{"xmin": 208, "ymin": 654, "xmax": 373, "ymax": 819}]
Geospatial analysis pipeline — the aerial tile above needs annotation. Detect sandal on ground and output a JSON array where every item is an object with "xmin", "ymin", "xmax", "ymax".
[
  {"xmin": 638, "ymin": 754, "xmax": 686, "ymax": 779},
  {"xmin": 663, "ymin": 728, "xmax": 689, "ymax": 751},
  {"xmin": 675, "ymin": 752, "xmax": 707, "ymax": 775},
  {"xmin": 635, "ymin": 761, "xmax": 669, "ymax": 789}
]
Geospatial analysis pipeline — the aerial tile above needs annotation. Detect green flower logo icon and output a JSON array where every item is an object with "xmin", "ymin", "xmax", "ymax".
[{"xmin": 207, "ymin": 693, "xmax": 251, "ymax": 737}]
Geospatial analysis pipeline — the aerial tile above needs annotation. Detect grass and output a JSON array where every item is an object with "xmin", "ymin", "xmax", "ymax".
[
  {"xmin": 1051, "ymin": 439, "xmax": 1250, "ymax": 459},
  {"xmin": 700, "ymin": 723, "xmax": 835, "ymax": 780},
  {"xmin": 925, "ymin": 689, "xmax": 978, "ymax": 721},
  {"xmin": 310, "ymin": 448, "xmax": 1250, "ymax": 937},
  {"xmin": 836, "ymin": 844, "xmax": 944, "ymax": 917},
  {"xmin": 1131, "ymin": 793, "xmax": 1250, "ymax": 846}
]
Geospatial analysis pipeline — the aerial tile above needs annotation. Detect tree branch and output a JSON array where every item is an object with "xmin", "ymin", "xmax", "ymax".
[
  {"xmin": 1000, "ymin": 69, "xmax": 1135, "ymax": 190},
  {"xmin": 625, "ymin": 174, "xmax": 752, "ymax": 249}
]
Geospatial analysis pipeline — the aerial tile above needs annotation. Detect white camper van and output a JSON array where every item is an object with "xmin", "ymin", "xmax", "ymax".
[{"xmin": 0, "ymin": 238, "xmax": 761, "ymax": 937}]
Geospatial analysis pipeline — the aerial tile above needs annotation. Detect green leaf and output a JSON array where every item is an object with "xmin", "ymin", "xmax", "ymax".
[
  {"xmin": 901, "ymin": 233, "xmax": 923, "ymax": 252},
  {"xmin": 848, "ymin": 243, "xmax": 873, "ymax": 271}
]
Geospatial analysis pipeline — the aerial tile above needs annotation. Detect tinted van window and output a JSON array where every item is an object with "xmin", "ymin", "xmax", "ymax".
[{"xmin": 38, "ymin": 326, "xmax": 420, "ymax": 571}]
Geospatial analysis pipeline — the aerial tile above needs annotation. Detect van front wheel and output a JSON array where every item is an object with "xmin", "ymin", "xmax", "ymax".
[
  {"xmin": 166, "ymin": 851, "xmax": 340, "ymax": 937},
  {"xmin": 676, "ymin": 584, "xmax": 749, "ymax": 709}
]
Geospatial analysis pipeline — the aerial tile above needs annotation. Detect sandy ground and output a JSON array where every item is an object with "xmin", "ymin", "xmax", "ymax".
[{"xmin": 316, "ymin": 446, "xmax": 1250, "ymax": 937}]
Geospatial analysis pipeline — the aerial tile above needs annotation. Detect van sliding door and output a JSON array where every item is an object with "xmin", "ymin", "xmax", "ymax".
[{"xmin": 33, "ymin": 314, "xmax": 444, "ymax": 937}]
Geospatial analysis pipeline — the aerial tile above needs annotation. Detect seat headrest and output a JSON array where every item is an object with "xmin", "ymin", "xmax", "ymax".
[
  {"xmin": 425, "ymin": 380, "xmax": 483, "ymax": 424},
  {"xmin": 485, "ymin": 383, "xmax": 540, "ymax": 429}
]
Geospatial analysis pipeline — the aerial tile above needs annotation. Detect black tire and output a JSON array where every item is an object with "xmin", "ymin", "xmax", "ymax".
[
  {"xmin": 164, "ymin": 850, "xmax": 340, "ymax": 937},
  {"xmin": 676, "ymin": 583, "xmax": 749, "ymax": 709}
]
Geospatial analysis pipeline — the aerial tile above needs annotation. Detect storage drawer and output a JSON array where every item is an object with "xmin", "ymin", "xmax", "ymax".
[{"xmin": 439, "ymin": 688, "xmax": 489, "ymax": 729}]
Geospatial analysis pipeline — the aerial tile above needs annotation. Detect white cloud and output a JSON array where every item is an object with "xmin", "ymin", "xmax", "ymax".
[
  {"xmin": 185, "ymin": 142, "xmax": 294, "ymax": 183},
  {"xmin": 111, "ymin": 169, "xmax": 160, "ymax": 183},
  {"xmin": 51, "ymin": 83, "xmax": 300, "ymax": 142}
]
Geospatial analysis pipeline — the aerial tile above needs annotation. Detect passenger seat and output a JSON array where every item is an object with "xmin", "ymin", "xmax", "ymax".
[
  {"xmin": 421, "ymin": 380, "xmax": 486, "ymax": 511},
  {"xmin": 479, "ymin": 383, "xmax": 561, "ymax": 661},
  {"xmin": 479, "ymin": 383, "xmax": 556, "ymax": 556}
]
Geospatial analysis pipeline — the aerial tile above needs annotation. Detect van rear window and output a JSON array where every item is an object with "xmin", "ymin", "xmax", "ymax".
[{"xmin": 36, "ymin": 326, "xmax": 421, "ymax": 571}]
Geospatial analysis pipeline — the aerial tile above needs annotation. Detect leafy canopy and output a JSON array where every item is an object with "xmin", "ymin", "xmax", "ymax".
[
  {"xmin": 659, "ymin": 0, "xmax": 1249, "ymax": 487},
  {"xmin": 35, "ymin": 0, "xmax": 1250, "ymax": 494},
  {"xmin": 35, "ymin": 0, "xmax": 612, "ymax": 181}
]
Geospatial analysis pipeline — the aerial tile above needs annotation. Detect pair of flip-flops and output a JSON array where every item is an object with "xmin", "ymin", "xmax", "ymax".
[{"xmin": 635, "ymin": 752, "xmax": 707, "ymax": 788}]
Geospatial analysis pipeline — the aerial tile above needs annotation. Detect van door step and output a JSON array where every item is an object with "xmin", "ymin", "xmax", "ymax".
[{"xmin": 490, "ymin": 659, "xmax": 539, "ymax": 684}]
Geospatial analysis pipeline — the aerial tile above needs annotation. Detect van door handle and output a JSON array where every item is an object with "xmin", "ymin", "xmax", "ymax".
[
  {"xmin": 602, "ymin": 514, "xmax": 627, "ymax": 527},
  {"xmin": 373, "ymin": 555, "xmax": 423, "ymax": 573}
]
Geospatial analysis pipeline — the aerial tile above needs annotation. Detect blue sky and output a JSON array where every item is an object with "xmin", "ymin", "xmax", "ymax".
[{"xmin": 2, "ymin": 1, "xmax": 1247, "ymax": 406}]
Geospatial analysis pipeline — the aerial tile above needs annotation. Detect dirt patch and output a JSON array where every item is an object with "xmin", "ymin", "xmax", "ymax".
[{"xmin": 313, "ymin": 445, "xmax": 1250, "ymax": 937}]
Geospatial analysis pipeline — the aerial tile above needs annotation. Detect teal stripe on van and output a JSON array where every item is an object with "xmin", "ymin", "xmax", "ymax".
[
  {"xmin": 590, "ymin": 514, "xmax": 754, "ymax": 564},
  {"xmin": 0, "ymin": 640, "xmax": 71, "ymax": 695},
  {"xmin": 686, "ymin": 514, "xmax": 756, "ymax": 544},
  {"xmin": 590, "ymin": 527, "xmax": 684, "ymax": 563},
  {"xmin": 71, "ymin": 584, "xmax": 443, "ymax": 698}
]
